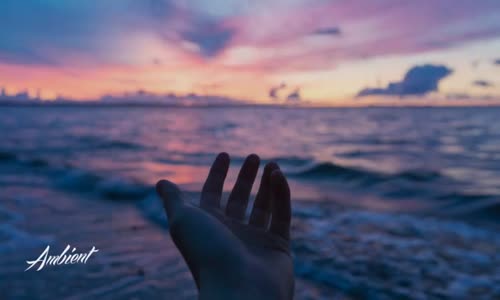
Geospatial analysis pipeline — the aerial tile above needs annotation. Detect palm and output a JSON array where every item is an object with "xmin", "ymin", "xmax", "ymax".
[{"xmin": 157, "ymin": 153, "xmax": 294, "ymax": 299}]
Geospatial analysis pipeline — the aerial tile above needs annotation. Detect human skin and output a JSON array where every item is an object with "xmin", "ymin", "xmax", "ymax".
[{"xmin": 156, "ymin": 152, "xmax": 294, "ymax": 300}]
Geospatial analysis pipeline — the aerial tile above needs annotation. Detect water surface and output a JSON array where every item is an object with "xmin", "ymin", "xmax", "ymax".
[{"xmin": 1, "ymin": 106, "xmax": 499, "ymax": 299}]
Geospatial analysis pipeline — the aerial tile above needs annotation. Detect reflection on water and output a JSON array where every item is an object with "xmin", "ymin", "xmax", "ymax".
[{"xmin": 1, "ymin": 106, "xmax": 499, "ymax": 299}]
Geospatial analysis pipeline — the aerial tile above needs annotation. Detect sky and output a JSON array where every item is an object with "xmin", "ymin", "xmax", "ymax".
[{"xmin": 0, "ymin": 0, "xmax": 499, "ymax": 105}]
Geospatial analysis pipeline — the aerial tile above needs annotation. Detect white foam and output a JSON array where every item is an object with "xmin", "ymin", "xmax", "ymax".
[
  {"xmin": 292, "ymin": 207, "xmax": 500, "ymax": 299},
  {"xmin": 0, "ymin": 203, "xmax": 53, "ymax": 253}
]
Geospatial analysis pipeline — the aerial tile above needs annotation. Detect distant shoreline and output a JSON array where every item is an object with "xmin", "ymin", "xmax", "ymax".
[{"xmin": 1, "ymin": 102, "xmax": 500, "ymax": 109}]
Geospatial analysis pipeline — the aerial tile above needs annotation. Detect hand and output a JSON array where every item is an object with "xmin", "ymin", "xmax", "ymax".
[{"xmin": 156, "ymin": 153, "xmax": 294, "ymax": 300}]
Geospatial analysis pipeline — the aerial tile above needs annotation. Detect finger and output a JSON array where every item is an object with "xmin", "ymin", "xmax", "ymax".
[
  {"xmin": 226, "ymin": 154, "xmax": 260, "ymax": 220},
  {"xmin": 249, "ymin": 162, "xmax": 279, "ymax": 228},
  {"xmin": 200, "ymin": 152, "xmax": 230, "ymax": 210},
  {"xmin": 156, "ymin": 179, "xmax": 184, "ymax": 223},
  {"xmin": 269, "ymin": 170, "xmax": 291, "ymax": 240}
]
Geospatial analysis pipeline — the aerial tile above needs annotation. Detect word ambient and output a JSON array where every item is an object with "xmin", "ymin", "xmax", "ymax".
[{"xmin": 25, "ymin": 245, "xmax": 99, "ymax": 271}]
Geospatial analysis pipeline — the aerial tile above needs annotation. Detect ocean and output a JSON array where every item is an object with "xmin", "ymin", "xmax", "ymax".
[{"xmin": 1, "ymin": 106, "xmax": 499, "ymax": 299}]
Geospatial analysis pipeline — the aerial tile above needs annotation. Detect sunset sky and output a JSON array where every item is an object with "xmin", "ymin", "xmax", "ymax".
[{"xmin": 1, "ymin": 0, "xmax": 500, "ymax": 105}]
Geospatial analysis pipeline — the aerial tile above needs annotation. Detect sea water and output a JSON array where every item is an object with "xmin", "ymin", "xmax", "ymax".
[{"xmin": 1, "ymin": 106, "xmax": 499, "ymax": 299}]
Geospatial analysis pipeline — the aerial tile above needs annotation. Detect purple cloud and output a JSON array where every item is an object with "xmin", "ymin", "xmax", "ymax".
[
  {"xmin": 312, "ymin": 27, "xmax": 341, "ymax": 36},
  {"xmin": 1, "ymin": 0, "xmax": 499, "ymax": 74},
  {"xmin": 269, "ymin": 82, "xmax": 286, "ymax": 100},
  {"xmin": 181, "ymin": 22, "xmax": 235, "ymax": 57},
  {"xmin": 357, "ymin": 64, "xmax": 453, "ymax": 97},
  {"xmin": 286, "ymin": 88, "xmax": 301, "ymax": 102},
  {"xmin": 473, "ymin": 80, "xmax": 494, "ymax": 88}
]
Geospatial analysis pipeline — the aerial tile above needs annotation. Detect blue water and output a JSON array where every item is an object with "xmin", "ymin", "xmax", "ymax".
[
  {"xmin": 1, "ymin": 106, "xmax": 499, "ymax": 299},
  {"xmin": 1, "ymin": 106, "xmax": 500, "ymax": 214}
]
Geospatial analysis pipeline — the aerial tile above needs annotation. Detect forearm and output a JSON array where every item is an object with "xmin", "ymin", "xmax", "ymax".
[
  {"xmin": 199, "ymin": 287, "xmax": 258, "ymax": 300},
  {"xmin": 198, "ymin": 273, "xmax": 292, "ymax": 300},
  {"xmin": 199, "ymin": 284, "xmax": 284, "ymax": 300}
]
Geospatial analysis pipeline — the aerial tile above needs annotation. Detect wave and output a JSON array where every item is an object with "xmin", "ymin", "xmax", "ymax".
[
  {"xmin": 435, "ymin": 193, "xmax": 500, "ymax": 218},
  {"xmin": 155, "ymin": 153, "xmax": 313, "ymax": 169},
  {"xmin": 0, "ymin": 204, "xmax": 53, "ymax": 253},
  {"xmin": 291, "ymin": 206, "xmax": 500, "ymax": 299},
  {"xmin": 55, "ymin": 168, "xmax": 151, "ymax": 201},
  {"xmin": 0, "ymin": 150, "xmax": 51, "ymax": 168},
  {"xmin": 138, "ymin": 193, "xmax": 168, "ymax": 228},
  {"xmin": 26, "ymin": 158, "xmax": 50, "ymax": 168},
  {"xmin": 77, "ymin": 136, "xmax": 147, "ymax": 150},
  {"xmin": 397, "ymin": 170, "xmax": 442, "ymax": 182},
  {"xmin": 368, "ymin": 138, "xmax": 414, "ymax": 145},
  {"xmin": 0, "ymin": 148, "xmax": 151, "ymax": 201},
  {"xmin": 0, "ymin": 151, "xmax": 17, "ymax": 162},
  {"xmin": 291, "ymin": 162, "xmax": 382, "ymax": 182},
  {"xmin": 266, "ymin": 156, "xmax": 312, "ymax": 166},
  {"xmin": 3, "ymin": 148, "xmax": 497, "ymax": 220},
  {"xmin": 95, "ymin": 140, "xmax": 146, "ymax": 150},
  {"xmin": 290, "ymin": 161, "xmax": 446, "ymax": 185},
  {"xmin": 0, "ymin": 223, "xmax": 53, "ymax": 253}
]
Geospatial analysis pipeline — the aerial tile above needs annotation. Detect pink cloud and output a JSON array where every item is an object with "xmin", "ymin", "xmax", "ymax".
[{"xmin": 216, "ymin": 0, "xmax": 500, "ymax": 71}]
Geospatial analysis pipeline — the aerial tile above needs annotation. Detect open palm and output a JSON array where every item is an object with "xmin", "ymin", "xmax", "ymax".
[{"xmin": 156, "ymin": 153, "xmax": 294, "ymax": 300}]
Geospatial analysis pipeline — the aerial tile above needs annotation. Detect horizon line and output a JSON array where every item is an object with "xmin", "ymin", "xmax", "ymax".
[{"xmin": 1, "ymin": 100, "xmax": 500, "ymax": 109}]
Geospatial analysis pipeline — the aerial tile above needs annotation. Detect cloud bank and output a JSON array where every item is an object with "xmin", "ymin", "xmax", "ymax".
[{"xmin": 0, "ymin": 1, "xmax": 499, "ymax": 103}]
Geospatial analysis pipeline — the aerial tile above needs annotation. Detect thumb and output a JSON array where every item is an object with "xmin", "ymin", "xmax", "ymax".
[{"xmin": 156, "ymin": 179, "xmax": 184, "ymax": 222}]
